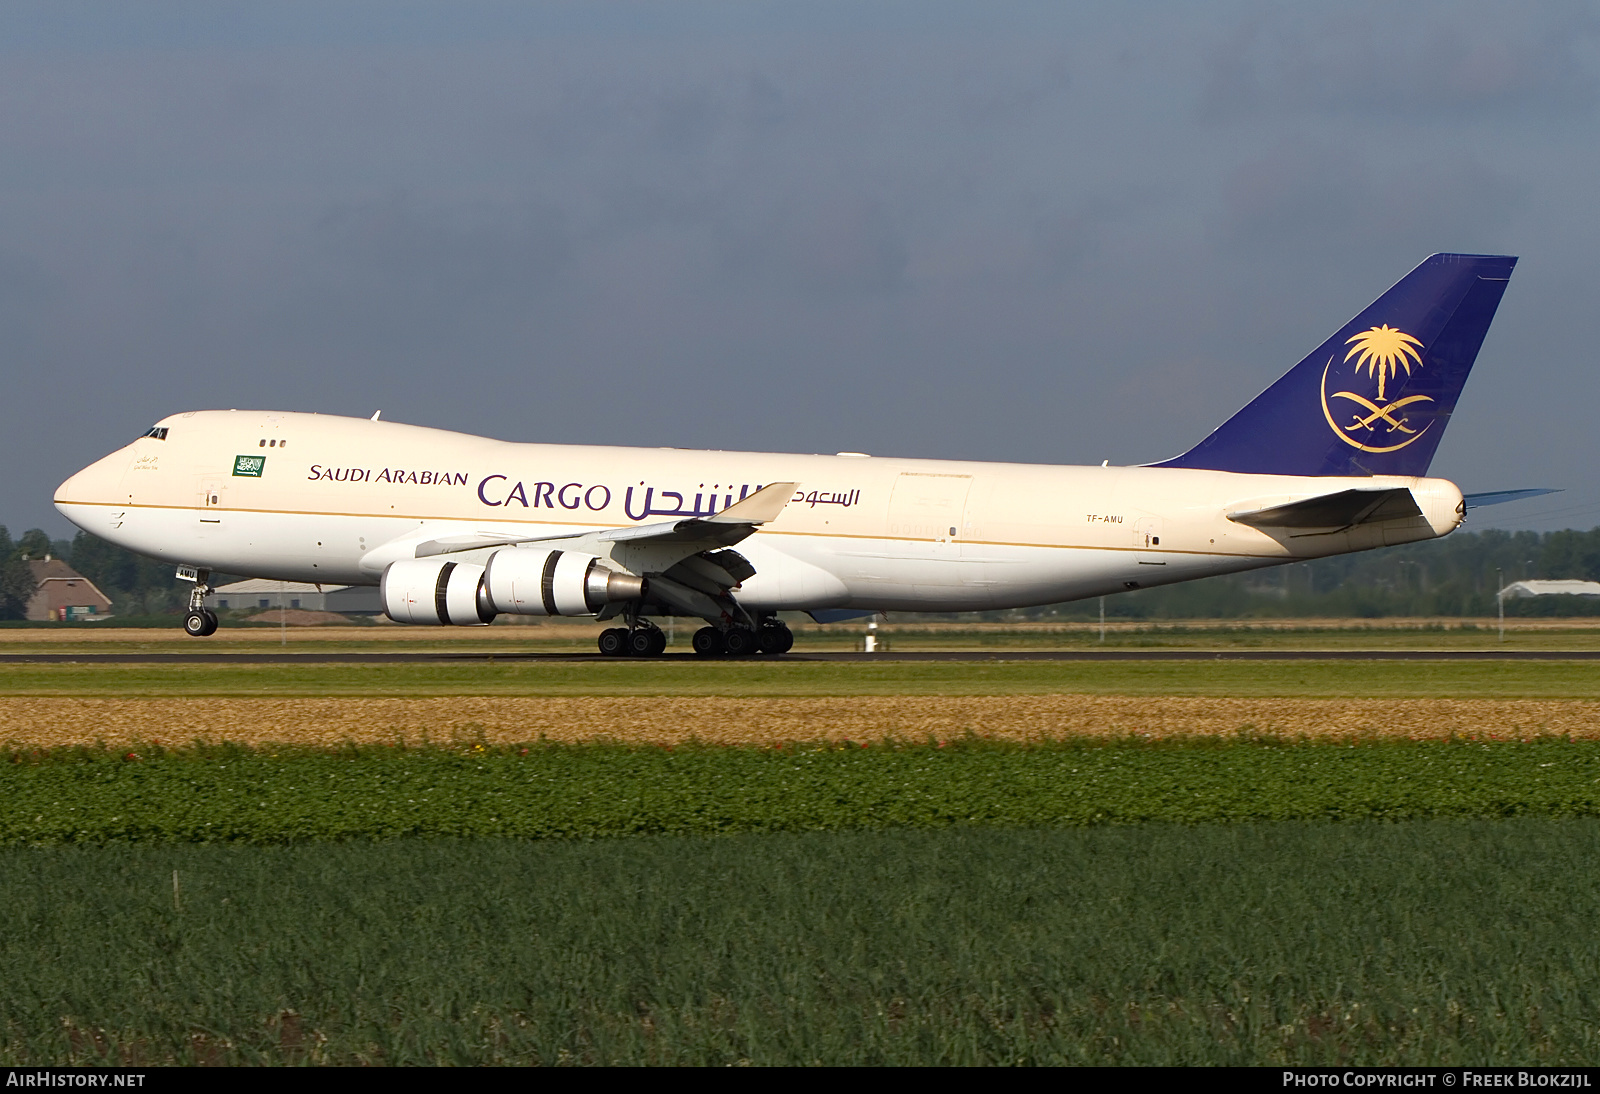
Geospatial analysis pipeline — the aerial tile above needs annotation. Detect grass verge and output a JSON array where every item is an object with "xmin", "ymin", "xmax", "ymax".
[{"xmin": 8, "ymin": 658, "xmax": 1600, "ymax": 696}]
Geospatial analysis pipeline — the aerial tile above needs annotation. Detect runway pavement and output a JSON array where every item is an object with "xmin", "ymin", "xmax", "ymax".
[{"xmin": 3, "ymin": 650, "xmax": 1600, "ymax": 664}]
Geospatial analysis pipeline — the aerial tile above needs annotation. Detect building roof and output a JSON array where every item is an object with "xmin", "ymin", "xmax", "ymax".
[
  {"xmin": 1500, "ymin": 580, "xmax": 1600, "ymax": 598},
  {"xmin": 26, "ymin": 557, "xmax": 87, "ymax": 583},
  {"xmin": 24, "ymin": 557, "xmax": 114, "ymax": 617}
]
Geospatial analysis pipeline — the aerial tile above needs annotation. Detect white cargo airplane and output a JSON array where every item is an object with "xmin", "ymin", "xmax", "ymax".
[{"xmin": 56, "ymin": 253, "xmax": 1544, "ymax": 656}]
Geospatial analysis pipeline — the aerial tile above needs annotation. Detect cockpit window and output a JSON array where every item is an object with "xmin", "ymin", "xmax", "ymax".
[{"xmin": 141, "ymin": 427, "xmax": 169, "ymax": 440}]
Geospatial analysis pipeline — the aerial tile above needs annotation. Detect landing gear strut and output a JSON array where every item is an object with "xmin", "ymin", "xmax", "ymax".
[{"xmin": 182, "ymin": 568, "xmax": 218, "ymax": 638}]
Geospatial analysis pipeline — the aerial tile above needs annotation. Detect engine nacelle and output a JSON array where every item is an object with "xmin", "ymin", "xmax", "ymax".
[
  {"xmin": 381, "ymin": 559, "xmax": 496, "ymax": 626},
  {"xmin": 482, "ymin": 547, "xmax": 646, "ymax": 616}
]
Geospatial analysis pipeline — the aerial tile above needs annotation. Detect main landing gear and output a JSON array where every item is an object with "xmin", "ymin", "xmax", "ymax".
[
  {"xmin": 182, "ymin": 568, "xmax": 218, "ymax": 638},
  {"xmin": 597, "ymin": 616, "xmax": 794, "ymax": 658},
  {"xmin": 597, "ymin": 620, "xmax": 667, "ymax": 658},
  {"xmin": 691, "ymin": 618, "xmax": 792, "ymax": 658}
]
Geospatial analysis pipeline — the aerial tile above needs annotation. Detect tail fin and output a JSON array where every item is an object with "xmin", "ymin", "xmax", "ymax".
[{"xmin": 1155, "ymin": 253, "xmax": 1517, "ymax": 477}]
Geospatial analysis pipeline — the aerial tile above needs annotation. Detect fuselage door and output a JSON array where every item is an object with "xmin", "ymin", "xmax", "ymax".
[
  {"xmin": 1132, "ymin": 515, "xmax": 1165, "ymax": 569},
  {"xmin": 888, "ymin": 473, "xmax": 972, "ymax": 546},
  {"xmin": 1131, "ymin": 516, "xmax": 1162, "ymax": 550},
  {"xmin": 199, "ymin": 479, "xmax": 224, "ymax": 518}
]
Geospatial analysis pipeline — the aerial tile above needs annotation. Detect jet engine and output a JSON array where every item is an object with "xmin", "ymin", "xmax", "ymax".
[
  {"xmin": 381, "ymin": 558, "xmax": 496, "ymax": 626},
  {"xmin": 482, "ymin": 547, "xmax": 646, "ymax": 616}
]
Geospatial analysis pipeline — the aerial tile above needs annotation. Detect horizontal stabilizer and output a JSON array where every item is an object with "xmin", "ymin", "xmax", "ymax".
[
  {"xmin": 1228, "ymin": 487, "xmax": 1420, "ymax": 530},
  {"xmin": 1463, "ymin": 488, "xmax": 1560, "ymax": 510}
]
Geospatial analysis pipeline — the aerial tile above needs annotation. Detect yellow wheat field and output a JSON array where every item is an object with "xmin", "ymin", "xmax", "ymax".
[{"xmin": 2, "ymin": 695, "xmax": 1598, "ymax": 748}]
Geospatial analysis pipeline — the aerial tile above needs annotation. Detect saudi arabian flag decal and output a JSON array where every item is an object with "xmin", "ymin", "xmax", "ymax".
[{"xmin": 233, "ymin": 455, "xmax": 266, "ymax": 477}]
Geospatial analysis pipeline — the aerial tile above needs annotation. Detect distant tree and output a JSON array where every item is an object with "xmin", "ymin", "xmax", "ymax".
[
  {"xmin": 0, "ymin": 526, "xmax": 39, "ymax": 619},
  {"xmin": 68, "ymin": 530, "xmax": 190, "ymax": 615},
  {"xmin": 16, "ymin": 528, "xmax": 52, "ymax": 559},
  {"xmin": 1540, "ymin": 529, "xmax": 1600, "ymax": 584}
]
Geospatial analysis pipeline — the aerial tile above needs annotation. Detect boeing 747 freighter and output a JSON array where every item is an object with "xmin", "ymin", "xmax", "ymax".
[{"xmin": 55, "ymin": 253, "xmax": 1543, "ymax": 656}]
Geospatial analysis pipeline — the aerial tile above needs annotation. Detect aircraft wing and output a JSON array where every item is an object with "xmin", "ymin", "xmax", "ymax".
[
  {"xmin": 596, "ymin": 481, "xmax": 798, "ymax": 548},
  {"xmin": 412, "ymin": 531, "xmax": 579, "ymax": 557},
  {"xmin": 407, "ymin": 481, "xmax": 798, "ymax": 558},
  {"xmin": 1228, "ymin": 487, "xmax": 1422, "ymax": 530}
]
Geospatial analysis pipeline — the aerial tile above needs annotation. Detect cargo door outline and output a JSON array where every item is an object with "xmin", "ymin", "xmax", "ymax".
[{"xmin": 887, "ymin": 473, "xmax": 972, "ymax": 590}]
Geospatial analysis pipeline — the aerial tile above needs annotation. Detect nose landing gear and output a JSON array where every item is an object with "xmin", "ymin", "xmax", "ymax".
[{"xmin": 181, "ymin": 568, "xmax": 218, "ymax": 637}]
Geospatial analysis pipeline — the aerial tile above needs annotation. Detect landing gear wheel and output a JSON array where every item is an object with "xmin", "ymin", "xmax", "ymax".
[
  {"xmin": 759, "ymin": 623, "xmax": 793, "ymax": 655},
  {"xmin": 628, "ymin": 626, "xmax": 666, "ymax": 657},
  {"xmin": 723, "ymin": 626, "xmax": 758, "ymax": 657},
  {"xmin": 598, "ymin": 628, "xmax": 629, "ymax": 656},
  {"xmin": 183, "ymin": 609, "xmax": 217, "ymax": 638},
  {"xmin": 692, "ymin": 627, "xmax": 725, "ymax": 657},
  {"xmin": 181, "ymin": 568, "xmax": 216, "ymax": 636}
]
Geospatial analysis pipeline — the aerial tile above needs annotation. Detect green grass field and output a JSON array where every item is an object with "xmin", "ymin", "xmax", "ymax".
[
  {"xmin": 4, "ymin": 821, "xmax": 1597, "ymax": 1065},
  {"xmin": 6, "ymin": 738, "xmax": 1600, "ymax": 844},
  {"xmin": 6, "ymin": 657, "xmax": 1600, "ymax": 697}
]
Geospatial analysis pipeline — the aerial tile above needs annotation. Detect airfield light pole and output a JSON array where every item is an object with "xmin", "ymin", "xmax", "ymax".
[
  {"xmin": 1497, "ymin": 568, "xmax": 1504, "ymax": 643},
  {"xmin": 280, "ymin": 581, "xmax": 287, "ymax": 646}
]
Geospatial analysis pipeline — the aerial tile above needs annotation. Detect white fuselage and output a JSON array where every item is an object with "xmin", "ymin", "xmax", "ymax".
[{"xmin": 54, "ymin": 410, "xmax": 1465, "ymax": 613}]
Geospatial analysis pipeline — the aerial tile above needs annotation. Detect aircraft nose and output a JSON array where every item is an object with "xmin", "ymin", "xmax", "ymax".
[{"xmin": 54, "ymin": 448, "xmax": 131, "ymax": 511}]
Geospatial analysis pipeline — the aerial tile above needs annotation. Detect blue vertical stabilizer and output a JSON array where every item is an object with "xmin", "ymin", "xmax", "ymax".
[{"xmin": 1154, "ymin": 253, "xmax": 1516, "ymax": 477}]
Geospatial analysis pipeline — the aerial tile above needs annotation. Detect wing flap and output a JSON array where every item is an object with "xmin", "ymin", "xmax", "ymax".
[{"xmin": 413, "ymin": 532, "xmax": 575, "ymax": 558}]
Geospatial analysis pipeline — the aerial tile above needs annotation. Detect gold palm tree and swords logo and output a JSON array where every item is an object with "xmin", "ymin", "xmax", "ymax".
[{"xmin": 1319, "ymin": 324, "xmax": 1433, "ymax": 453}]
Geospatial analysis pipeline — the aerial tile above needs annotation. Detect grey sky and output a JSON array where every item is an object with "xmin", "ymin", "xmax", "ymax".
[{"xmin": 5, "ymin": 1, "xmax": 1598, "ymax": 537}]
